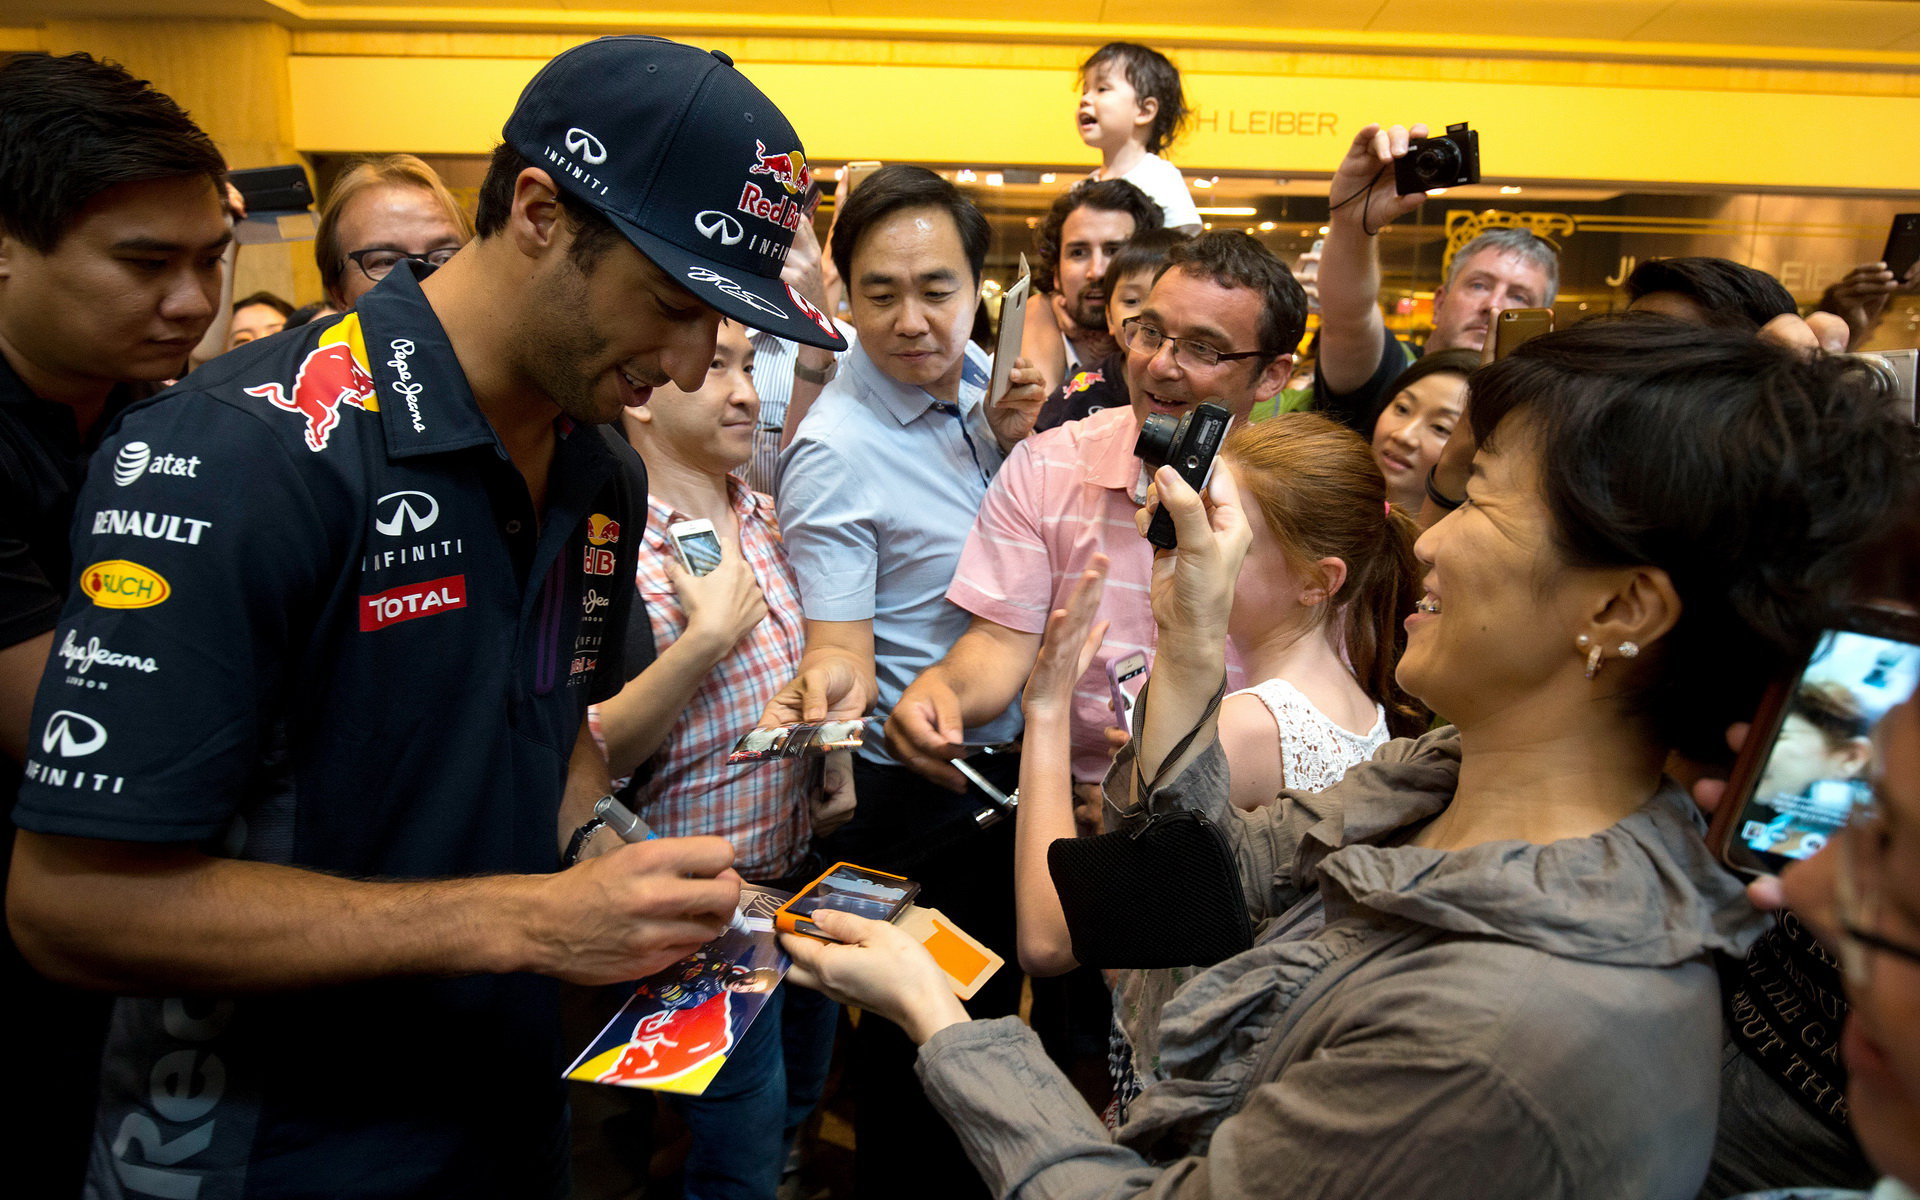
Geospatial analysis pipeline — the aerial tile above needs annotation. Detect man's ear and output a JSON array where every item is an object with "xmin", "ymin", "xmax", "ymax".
[
  {"xmin": 1252, "ymin": 352, "xmax": 1293, "ymax": 403},
  {"xmin": 0, "ymin": 230, "xmax": 16, "ymax": 281},
  {"xmin": 508, "ymin": 168, "xmax": 566, "ymax": 259}
]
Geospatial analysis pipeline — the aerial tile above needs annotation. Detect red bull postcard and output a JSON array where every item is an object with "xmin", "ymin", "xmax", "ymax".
[{"xmin": 565, "ymin": 884, "xmax": 791, "ymax": 1095}]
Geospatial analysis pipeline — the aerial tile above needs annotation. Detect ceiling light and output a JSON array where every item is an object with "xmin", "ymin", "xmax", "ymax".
[
  {"xmin": 1040, "ymin": 172, "xmax": 1057, "ymax": 184},
  {"xmin": 986, "ymin": 172, "xmax": 1005, "ymax": 187},
  {"xmin": 1499, "ymin": 185, "xmax": 1522, "ymax": 194},
  {"xmin": 1196, "ymin": 206, "xmax": 1257, "ymax": 216}
]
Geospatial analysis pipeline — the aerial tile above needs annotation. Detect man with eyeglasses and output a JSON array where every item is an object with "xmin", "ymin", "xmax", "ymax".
[
  {"xmin": 1719, "ymin": 581, "xmax": 1920, "ymax": 1199},
  {"xmin": 314, "ymin": 153, "xmax": 472, "ymax": 312},
  {"xmin": 889, "ymin": 231, "xmax": 1302, "ymax": 809}
]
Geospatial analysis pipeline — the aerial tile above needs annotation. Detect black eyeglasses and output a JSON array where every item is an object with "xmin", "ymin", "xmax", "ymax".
[
  {"xmin": 1836, "ymin": 789, "xmax": 1920, "ymax": 978},
  {"xmin": 344, "ymin": 246, "xmax": 460, "ymax": 284},
  {"xmin": 1121, "ymin": 317, "xmax": 1268, "ymax": 371}
]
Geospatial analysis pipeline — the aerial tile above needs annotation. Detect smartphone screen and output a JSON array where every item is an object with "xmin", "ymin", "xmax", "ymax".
[
  {"xmin": 1107, "ymin": 652, "xmax": 1148, "ymax": 727},
  {"xmin": 776, "ymin": 862, "xmax": 919, "ymax": 938},
  {"xmin": 1882, "ymin": 213, "xmax": 1920, "ymax": 282},
  {"xmin": 1718, "ymin": 618, "xmax": 1920, "ymax": 876},
  {"xmin": 673, "ymin": 529, "xmax": 723, "ymax": 577}
]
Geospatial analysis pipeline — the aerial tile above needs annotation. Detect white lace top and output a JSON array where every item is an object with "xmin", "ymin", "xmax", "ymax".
[{"xmin": 1231, "ymin": 677, "xmax": 1389, "ymax": 792}]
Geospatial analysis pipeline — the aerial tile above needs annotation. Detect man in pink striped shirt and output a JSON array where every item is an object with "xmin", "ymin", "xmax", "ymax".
[{"xmin": 888, "ymin": 232, "xmax": 1306, "ymax": 796}]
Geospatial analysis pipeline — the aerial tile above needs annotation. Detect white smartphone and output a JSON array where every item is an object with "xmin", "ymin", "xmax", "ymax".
[{"xmin": 667, "ymin": 518, "xmax": 723, "ymax": 577}]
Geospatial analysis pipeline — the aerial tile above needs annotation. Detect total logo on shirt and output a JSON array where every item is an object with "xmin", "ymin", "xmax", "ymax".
[{"xmin": 359, "ymin": 575, "xmax": 468, "ymax": 631}]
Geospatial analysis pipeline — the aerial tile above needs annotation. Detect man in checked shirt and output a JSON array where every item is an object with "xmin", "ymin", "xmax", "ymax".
[{"xmin": 589, "ymin": 315, "xmax": 855, "ymax": 1200}]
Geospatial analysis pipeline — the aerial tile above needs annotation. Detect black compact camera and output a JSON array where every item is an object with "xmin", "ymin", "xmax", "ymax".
[
  {"xmin": 1395, "ymin": 122, "xmax": 1481, "ymax": 195},
  {"xmin": 1134, "ymin": 401, "xmax": 1233, "ymax": 549}
]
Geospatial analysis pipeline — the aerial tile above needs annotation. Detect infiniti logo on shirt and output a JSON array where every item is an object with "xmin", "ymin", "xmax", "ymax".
[
  {"xmin": 42, "ymin": 710, "xmax": 108, "ymax": 758},
  {"xmin": 374, "ymin": 490, "xmax": 440, "ymax": 537}
]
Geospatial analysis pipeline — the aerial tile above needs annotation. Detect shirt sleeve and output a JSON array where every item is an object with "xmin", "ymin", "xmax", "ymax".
[
  {"xmin": 13, "ymin": 394, "xmax": 332, "ymax": 842},
  {"xmin": 0, "ymin": 518, "xmax": 59, "ymax": 648},
  {"xmin": 945, "ymin": 438, "xmax": 1052, "ymax": 635},
  {"xmin": 775, "ymin": 435, "xmax": 880, "ymax": 622},
  {"xmin": 1132, "ymin": 156, "xmax": 1202, "ymax": 230},
  {"xmin": 1311, "ymin": 326, "xmax": 1413, "ymax": 435},
  {"xmin": 915, "ymin": 1018, "xmax": 1573, "ymax": 1200}
]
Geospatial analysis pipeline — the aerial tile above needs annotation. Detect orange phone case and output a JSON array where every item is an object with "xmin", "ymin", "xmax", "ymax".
[{"xmin": 773, "ymin": 861, "xmax": 919, "ymax": 940}]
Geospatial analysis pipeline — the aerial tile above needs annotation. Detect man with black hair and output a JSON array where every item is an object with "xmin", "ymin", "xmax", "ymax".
[
  {"xmin": 0, "ymin": 49, "xmax": 231, "ymax": 1189},
  {"xmin": 766, "ymin": 162, "xmax": 1041, "ymax": 1200},
  {"xmin": 1625, "ymin": 256, "xmax": 1798, "ymax": 331},
  {"xmin": 892, "ymin": 230, "xmax": 1299, "ymax": 802},
  {"xmin": 1022, "ymin": 178, "xmax": 1164, "ymax": 398},
  {"xmin": 225, "ymin": 289, "xmax": 294, "ymax": 352},
  {"xmin": 9, "ymin": 36, "xmax": 845, "ymax": 1198}
]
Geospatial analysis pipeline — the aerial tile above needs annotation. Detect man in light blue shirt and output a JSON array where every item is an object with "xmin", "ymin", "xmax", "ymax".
[{"xmin": 766, "ymin": 164, "xmax": 1042, "ymax": 1200}]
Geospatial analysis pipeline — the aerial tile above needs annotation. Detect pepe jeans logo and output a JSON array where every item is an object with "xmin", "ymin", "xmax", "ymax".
[
  {"xmin": 695, "ymin": 211, "xmax": 745, "ymax": 247},
  {"xmin": 565, "ymin": 127, "xmax": 608, "ymax": 165},
  {"xmin": 685, "ymin": 267, "xmax": 787, "ymax": 319},
  {"xmin": 387, "ymin": 339, "xmax": 426, "ymax": 433}
]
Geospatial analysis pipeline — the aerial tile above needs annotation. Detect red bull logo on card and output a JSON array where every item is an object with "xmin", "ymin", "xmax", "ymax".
[
  {"xmin": 244, "ymin": 316, "xmax": 377, "ymax": 453},
  {"xmin": 596, "ymin": 992, "xmax": 735, "ymax": 1087},
  {"xmin": 747, "ymin": 140, "xmax": 810, "ymax": 194}
]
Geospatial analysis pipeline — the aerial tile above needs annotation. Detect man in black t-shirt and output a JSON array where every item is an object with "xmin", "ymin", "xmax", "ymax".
[
  {"xmin": 9, "ymin": 37, "xmax": 845, "ymax": 1199},
  {"xmin": 1311, "ymin": 123, "xmax": 1557, "ymax": 433},
  {"xmin": 0, "ymin": 52, "xmax": 233, "ymax": 1192}
]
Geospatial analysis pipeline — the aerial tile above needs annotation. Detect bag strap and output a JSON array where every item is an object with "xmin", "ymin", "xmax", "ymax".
[{"xmin": 1115, "ymin": 675, "xmax": 1227, "ymax": 821}]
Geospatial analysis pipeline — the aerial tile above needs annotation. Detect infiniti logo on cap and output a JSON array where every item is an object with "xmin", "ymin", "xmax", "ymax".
[
  {"xmin": 695, "ymin": 211, "xmax": 744, "ymax": 246},
  {"xmin": 565, "ymin": 127, "xmax": 607, "ymax": 165}
]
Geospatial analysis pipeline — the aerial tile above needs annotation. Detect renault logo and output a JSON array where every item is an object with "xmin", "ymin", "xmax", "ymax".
[
  {"xmin": 43, "ymin": 710, "xmax": 107, "ymax": 758},
  {"xmin": 564, "ymin": 127, "xmax": 607, "ymax": 165},
  {"xmin": 374, "ymin": 490, "xmax": 440, "ymax": 537},
  {"xmin": 695, "ymin": 211, "xmax": 744, "ymax": 247}
]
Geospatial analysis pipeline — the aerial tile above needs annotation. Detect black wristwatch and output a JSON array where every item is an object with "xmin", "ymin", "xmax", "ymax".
[
  {"xmin": 563, "ymin": 816, "xmax": 607, "ymax": 868},
  {"xmin": 1424, "ymin": 465, "xmax": 1464, "ymax": 512}
]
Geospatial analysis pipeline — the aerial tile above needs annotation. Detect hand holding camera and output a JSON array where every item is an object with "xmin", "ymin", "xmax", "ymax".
[{"xmin": 1136, "ymin": 457, "xmax": 1251, "ymax": 650}]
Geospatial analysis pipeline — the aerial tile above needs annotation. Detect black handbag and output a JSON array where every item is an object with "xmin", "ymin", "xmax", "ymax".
[{"xmin": 1046, "ymin": 807, "xmax": 1254, "ymax": 970}]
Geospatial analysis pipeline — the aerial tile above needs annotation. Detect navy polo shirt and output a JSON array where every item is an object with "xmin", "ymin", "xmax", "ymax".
[{"xmin": 14, "ymin": 264, "xmax": 646, "ymax": 1199}]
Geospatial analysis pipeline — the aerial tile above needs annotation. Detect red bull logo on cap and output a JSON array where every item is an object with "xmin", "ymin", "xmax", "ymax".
[
  {"xmin": 244, "ymin": 315, "xmax": 377, "ymax": 453},
  {"xmin": 747, "ymin": 140, "xmax": 810, "ymax": 195}
]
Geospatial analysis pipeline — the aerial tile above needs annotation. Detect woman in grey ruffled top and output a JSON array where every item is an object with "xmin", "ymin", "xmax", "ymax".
[{"xmin": 780, "ymin": 320, "xmax": 1917, "ymax": 1200}]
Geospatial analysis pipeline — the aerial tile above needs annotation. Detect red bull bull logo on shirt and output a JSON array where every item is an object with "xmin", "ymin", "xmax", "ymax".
[
  {"xmin": 244, "ymin": 315, "xmax": 378, "ymax": 453},
  {"xmin": 747, "ymin": 140, "xmax": 810, "ymax": 195}
]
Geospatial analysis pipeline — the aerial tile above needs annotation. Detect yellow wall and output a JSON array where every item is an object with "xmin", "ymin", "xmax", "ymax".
[
  {"xmin": 288, "ymin": 50, "xmax": 1920, "ymax": 192},
  {"xmin": 12, "ymin": 19, "xmax": 1920, "ymax": 194}
]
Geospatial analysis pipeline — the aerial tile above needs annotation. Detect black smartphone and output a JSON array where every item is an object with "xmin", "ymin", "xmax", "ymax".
[
  {"xmin": 229, "ymin": 164, "xmax": 314, "ymax": 214},
  {"xmin": 1882, "ymin": 213, "xmax": 1920, "ymax": 283},
  {"xmin": 1707, "ymin": 604, "xmax": 1920, "ymax": 877}
]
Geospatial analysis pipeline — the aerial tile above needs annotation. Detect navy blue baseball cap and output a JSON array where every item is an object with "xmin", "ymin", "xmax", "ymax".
[{"xmin": 504, "ymin": 36, "xmax": 846, "ymax": 351}]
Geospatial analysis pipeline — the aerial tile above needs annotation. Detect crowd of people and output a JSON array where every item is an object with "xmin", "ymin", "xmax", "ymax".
[{"xmin": 1, "ymin": 30, "xmax": 1917, "ymax": 1200}]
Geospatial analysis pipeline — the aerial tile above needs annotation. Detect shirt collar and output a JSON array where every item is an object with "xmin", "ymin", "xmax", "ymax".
[
  {"xmin": 353, "ymin": 262, "xmax": 502, "ymax": 459},
  {"xmin": 1083, "ymin": 403, "xmax": 1147, "ymax": 493},
  {"xmin": 848, "ymin": 341, "xmax": 981, "ymax": 427}
]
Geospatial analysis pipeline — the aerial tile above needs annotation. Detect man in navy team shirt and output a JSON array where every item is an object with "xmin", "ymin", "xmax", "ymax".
[{"xmin": 8, "ymin": 36, "xmax": 844, "ymax": 1199}]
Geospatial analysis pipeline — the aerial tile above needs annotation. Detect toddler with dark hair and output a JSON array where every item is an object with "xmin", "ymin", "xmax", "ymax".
[{"xmin": 1078, "ymin": 42, "xmax": 1201, "ymax": 232}]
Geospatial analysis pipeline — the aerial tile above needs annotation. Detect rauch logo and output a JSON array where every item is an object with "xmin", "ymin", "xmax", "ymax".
[{"xmin": 81, "ymin": 560, "xmax": 170, "ymax": 609}]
